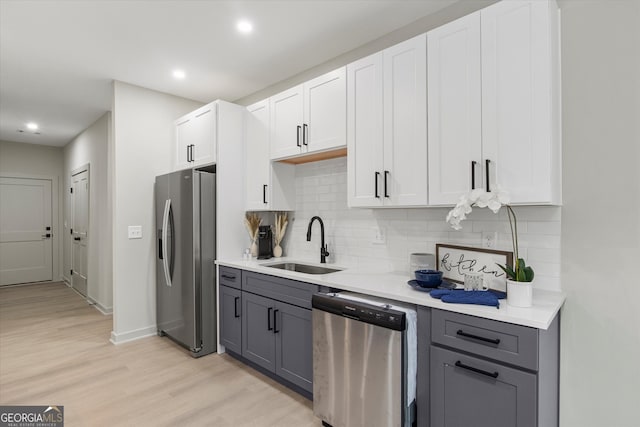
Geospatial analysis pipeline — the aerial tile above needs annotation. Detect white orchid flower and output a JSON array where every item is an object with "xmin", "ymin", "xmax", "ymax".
[{"xmin": 445, "ymin": 188, "xmax": 511, "ymax": 229}]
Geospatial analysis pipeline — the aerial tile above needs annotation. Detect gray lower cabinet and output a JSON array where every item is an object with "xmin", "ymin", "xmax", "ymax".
[
  {"xmin": 242, "ymin": 291, "xmax": 277, "ymax": 371},
  {"xmin": 219, "ymin": 285, "xmax": 242, "ymax": 354},
  {"xmin": 239, "ymin": 271, "xmax": 318, "ymax": 395},
  {"xmin": 274, "ymin": 301, "xmax": 313, "ymax": 392},
  {"xmin": 430, "ymin": 345, "xmax": 537, "ymax": 427},
  {"xmin": 419, "ymin": 308, "xmax": 560, "ymax": 427}
]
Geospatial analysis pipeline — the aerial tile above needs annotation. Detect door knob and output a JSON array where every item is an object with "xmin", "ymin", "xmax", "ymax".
[{"xmin": 74, "ymin": 237, "xmax": 81, "ymax": 241}]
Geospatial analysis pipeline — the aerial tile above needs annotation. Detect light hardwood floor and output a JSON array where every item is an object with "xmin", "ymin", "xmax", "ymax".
[{"xmin": 0, "ymin": 282, "xmax": 320, "ymax": 426}]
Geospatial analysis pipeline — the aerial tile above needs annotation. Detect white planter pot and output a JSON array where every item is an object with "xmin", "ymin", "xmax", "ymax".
[
  {"xmin": 506, "ymin": 280, "xmax": 533, "ymax": 308},
  {"xmin": 273, "ymin": 244, "xmax": 283, "ymax": 258}
]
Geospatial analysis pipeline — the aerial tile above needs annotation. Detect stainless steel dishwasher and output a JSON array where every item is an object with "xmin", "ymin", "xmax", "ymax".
[{"xmin": 312, "ymin": 292, "xmax": 417, "ymax": 427}]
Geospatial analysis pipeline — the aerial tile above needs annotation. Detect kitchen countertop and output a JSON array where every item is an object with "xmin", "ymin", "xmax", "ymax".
[{"xmin": 216, "ymin": 257, "xmax": 565, "ymax": 330}]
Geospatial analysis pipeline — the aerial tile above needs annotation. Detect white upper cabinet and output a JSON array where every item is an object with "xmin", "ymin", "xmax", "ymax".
[
  {"xmin": 347, "ymin": 53, "xmax": 384, "ymax": 207},
  {"xmin": 246, "ymin": 100, "xmax": 272, "ymax": 210},
  {"xmin": 428, "ymin": 0, "xmax": 561, "ymax": 206},
  {"xmin": 270, "ymin": 86, "xmax": 304, "ymax": 160},
  {"xmin": 383, "ymin": 34, "xmax": 428, "ymax": 206},
  {"xmin": 481, "ymin": 0, "xmax": 561, "ymax": 205},
  {"xmin": 270, "ymin": 67, "xmax": 346, "ymax": 160},
  {"xmin": 348, "ymin": 34, "xmax": 427, "ymax": 208},
  {"xmin": 174, "ymin": 102, "xmax": 217, "ymax": 170},
  {"xmin": 427, "ymin": 12, "xmax": 482, "ymax": 206},
  {"xmin": 245, "ymin": 100, "xmax": 295, "ymax": 211}
]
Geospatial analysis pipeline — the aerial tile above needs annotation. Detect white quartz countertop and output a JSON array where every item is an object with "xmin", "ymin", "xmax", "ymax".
[{"xmin": 216, "ymin": 257, "xmax": 565, "ymax": 330}]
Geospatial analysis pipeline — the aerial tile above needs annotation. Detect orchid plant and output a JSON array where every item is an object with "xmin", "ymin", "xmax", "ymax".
[{"xmin": 445, "ymin": 186, "xmax": 534, "ymax": 283}]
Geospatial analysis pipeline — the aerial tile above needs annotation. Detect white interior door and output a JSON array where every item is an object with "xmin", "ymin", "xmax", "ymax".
[
  {"xmin": 0, "ymin": 177, "xmax": 53, "ymax": 285},
  {"xmin": 71, "ymin": 169, "xmax": 89, "ymax": 296}
]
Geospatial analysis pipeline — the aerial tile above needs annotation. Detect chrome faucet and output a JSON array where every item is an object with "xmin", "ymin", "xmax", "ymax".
[{"xmin": 306, "ymin": 216, "xmax": 329, "ymax": 264}]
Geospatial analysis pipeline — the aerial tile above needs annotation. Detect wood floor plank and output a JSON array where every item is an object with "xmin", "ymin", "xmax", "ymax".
[{"xmin": 0, "ymin": 282, "xmax": 320, "ymax": 426}]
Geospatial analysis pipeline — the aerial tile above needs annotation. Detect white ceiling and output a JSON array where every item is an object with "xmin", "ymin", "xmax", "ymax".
[{"xmin": 0, "ymin": 0, "xmax": 457, "ymax": 147}]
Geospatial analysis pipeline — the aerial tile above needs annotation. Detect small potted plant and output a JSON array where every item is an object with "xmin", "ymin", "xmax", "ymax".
[
  {"xmin": 273, "ymin": 212, "xmax": 288, "ymax": 258},
  {"xmin": 244, "ymin": 212, "xmax": 262, "ymax": 257},
  {"xmin": 446, "ymin": 187, "xmax": 534, "ymax": 307}
]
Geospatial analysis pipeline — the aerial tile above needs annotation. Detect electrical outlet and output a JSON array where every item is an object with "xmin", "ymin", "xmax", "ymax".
[
  {"xmin": 372, "ymin": 226, "xmax": 386, "ymax": 245},
  {"xmin": 482, "ymin": 231, "xmax": 497, "ymax": 248},
  {"xmin": 128, "ymin": 225, "xmax": 142, "ymax": 239}
]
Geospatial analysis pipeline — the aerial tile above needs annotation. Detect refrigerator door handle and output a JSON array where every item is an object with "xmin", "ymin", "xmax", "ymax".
[{"xmin": 162, "ymin": 199, "xmax": 172, "ymax": 287}]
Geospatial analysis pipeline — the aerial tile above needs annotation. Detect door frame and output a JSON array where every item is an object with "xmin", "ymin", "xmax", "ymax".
[
  {"xmin": 0, "ymin": 173, "xmax": 61, "ymax": 283},
  {"xmin": 70, "ymin": 164, "xmax": 90, "ymax": 297}
]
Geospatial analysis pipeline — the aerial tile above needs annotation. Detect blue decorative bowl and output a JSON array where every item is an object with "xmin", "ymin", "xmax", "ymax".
[{"xmin": 414, "ymin": 269, "xmax": 443, "ymax": 288}]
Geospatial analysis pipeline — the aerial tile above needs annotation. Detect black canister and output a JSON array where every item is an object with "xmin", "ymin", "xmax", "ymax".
[{"xmin": 257, "ymin": 225, "xmax": 273, "ymax": 259}]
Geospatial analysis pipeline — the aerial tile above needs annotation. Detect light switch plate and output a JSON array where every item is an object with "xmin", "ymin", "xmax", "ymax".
[{"xmin": 128, "ymin": 225, "xmax": 142, "ymax": 239}]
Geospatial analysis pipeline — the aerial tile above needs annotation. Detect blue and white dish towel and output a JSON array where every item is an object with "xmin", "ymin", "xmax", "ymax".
[{"xmin": 430, "ymin": 289, "xmax": 505, "ymax": 309}]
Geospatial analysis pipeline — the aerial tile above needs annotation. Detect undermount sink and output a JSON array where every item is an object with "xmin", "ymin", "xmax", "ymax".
[{"xmin": 264, "ymin": 262, "xmax": 343, "ymax": 275}]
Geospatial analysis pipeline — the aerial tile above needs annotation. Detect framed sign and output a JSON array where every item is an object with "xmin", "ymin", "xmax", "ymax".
[{"xmin": 436, "ymin": 244, "xmax": 513, "ymax": 291}]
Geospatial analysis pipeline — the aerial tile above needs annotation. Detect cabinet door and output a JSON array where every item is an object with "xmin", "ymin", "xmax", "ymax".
[
  {"xmin": 481, "ymin": 0, "xmax": 560, "ymax": 204},
  {"xmin": 219, "ymin": 285, "xmax": 242, "ymax": 354},
  {"xmin": 383, "ymin": 33, "xmax": 428, "ymax": 206},
  {"xmin": 274, "ymin": 301, "xmax": 313, "ymax": 393},
  {"xmin": 242, "ymin": 292, "xmax": 276, "ymax": 372},
  {"xmin": 270, "ymin": 85, "xmax": 304, "ymax": 160},
  {"xmin": 427, "ymin": 13, "xmax": 482, "ymax": 206},
  {"xmin": 303, "ymin": 67, "xmax": 346, "ymax": 154},
  {"xmin": 190, "ymin": 103, "xmax": 217, "ymax": 166},
  {"xmin": 175, "ymin": 116, "xmax": 195, "ymax": 170},
  {"xmin": 245, "ymin": 100, "xmax": 271, "ymax": 210},
  {"xmin": 347, "ymin": 53, "xmax": 384, "ymax": 207},
  {"xmin": 430, "ymin": 345, "xmax": 537, "ymax": 427}
]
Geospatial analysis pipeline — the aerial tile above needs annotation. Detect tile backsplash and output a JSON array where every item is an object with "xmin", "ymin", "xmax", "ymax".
[{"xmin": 279, "ymin": 157, "xmax": 561, "ymax": 292}]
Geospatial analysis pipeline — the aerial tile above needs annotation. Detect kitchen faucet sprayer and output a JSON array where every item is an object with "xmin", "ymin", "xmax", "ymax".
[{"xmin": 306, "ymin": 216, "xmax": 329, "ymax": 264}]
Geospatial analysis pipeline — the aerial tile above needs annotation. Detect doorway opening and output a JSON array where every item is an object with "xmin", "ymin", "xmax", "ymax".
[{"xmin": 70, "ymin": 165, "xmax": 89, "ymax": 297}]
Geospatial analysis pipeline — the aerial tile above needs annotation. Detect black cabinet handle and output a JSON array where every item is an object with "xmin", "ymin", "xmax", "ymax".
[
  {"xmin": 456, "ymin": 329, "xmax": 501, "ymax": 345},
  {"xmin": 296, "ymin": 125, "xmax": 302, "ymax": 147},
  {"xmin": 234, "ymin": 297, "xmax": 240, "ymax": 318},
  {"xmin": 374, "ymin": 172, "xmax": 380, "ymax": 198},
  {"xmin": 221, "ymin": 274, "xmax": 236, "ymax": 281},
  {"xmin": 263, "ymin": 184, "xmax": 268, "ymax": 204},
  {"xmin": 455, "ymin": 360, "xmax": 499, "ymax": 379},
  {"xmin": 273, "ymin": 309, "xmax": 279, "ymax": 333},
  {"xmin": 267, "ymin": 307, "xmax": 273, "ymax": 331},
  {"xmin": 485, "ymin": 159, "xmax": 491, "ymax": 192},
  {"xmin": 384, "ymin": 170, "xmax": 390, "ymax": 198},
  {"xmin": 471, "ymin": 161, "xmax": 477, "ymax": 189},
  {"xmin": 74, "ymin": 237, "xmax": 81, "ymax": 241},
  {"xmin": 303, "ymin": 124, "xmax": 308, "ymax": 146}
]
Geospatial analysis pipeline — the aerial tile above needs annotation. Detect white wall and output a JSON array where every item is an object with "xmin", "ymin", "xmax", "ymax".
[
  {"xmin": 63, "ymin": 113, "xmax": 112, "ymax": 312},
  {"xmin": 0, "ymin": 140, "xmax": 64, "ymax": 282},
  {"xmin": 110, "ymin": 81, "xmax": 202, "ymax": 343},
  {"xmin": 558, "ymin": 1, "xmax": 640, "ymax": 426},
  {"xmin": 284, "ymin": 157, "xmax": 562, "ymax": 291}
]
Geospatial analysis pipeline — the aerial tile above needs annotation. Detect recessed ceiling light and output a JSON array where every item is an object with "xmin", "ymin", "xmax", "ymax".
[
  {"xmin": 26, "ymin": 122, "xmax": 38, "ymax": 130},
  {"xmin": 237, "ymin": 19, "xmax": 253, "ymax": 34},
  {"xmin": 173, "ymin": 69, "xmax": 186, "ymax": 80}
]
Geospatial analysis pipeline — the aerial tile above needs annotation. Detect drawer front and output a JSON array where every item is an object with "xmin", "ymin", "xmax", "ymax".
[
  {"xmin": 219, "ymin": 266, "xmax": 241, "ymax": 289},
  {"xmin": 243, "ymin": 271, "xmax": 320, "ymax": 309},
  {"xmin": 432, "ymin": 309, "xmax": 538, "ymax": 370},
  {"xmin": 430, "ymin": 345, "xmax": 537, "ymax": 427}
]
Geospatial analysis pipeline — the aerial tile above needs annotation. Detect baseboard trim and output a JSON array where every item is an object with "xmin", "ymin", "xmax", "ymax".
[
  {"xmin": 110, "ymin": 326, "xmax": 157, "ymax": 345},
  {"xmin": 91, "ymin": 301, "xmax": 113, "ymax": 315}
]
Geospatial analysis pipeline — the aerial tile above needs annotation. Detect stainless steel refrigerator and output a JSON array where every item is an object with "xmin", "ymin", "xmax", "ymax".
[{"xmin": 155, "ymin": 166, "xmax": 216, "ymax": 357}]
